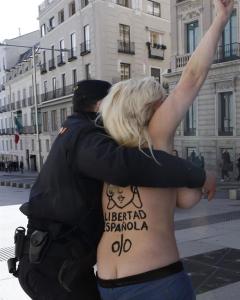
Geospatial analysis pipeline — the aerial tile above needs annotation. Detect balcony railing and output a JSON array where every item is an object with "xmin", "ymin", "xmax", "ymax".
[
  {"xmin": 41, "ymin": 84, "xmax": 74, "ymax": 102},
  {"xmin": 184, "ymin": 128, "xmax": 196, "ymax": 136},
  {"xmin": 175, "ymin": 53, "xmax": 191, "ymax": 69},
  {"xmin": 0, "ymin": 128, "xmax": 14, "ymax": 135},
  {"xmin": 118, "ymin": 40, "xmax": 135, "ymax": 55},
  {"xmin": 40, "ymin": 63, "xmax": 47, "ymax": 74},
  {"xmin": 68, "ymin": 48, "xmax": 77, "ymax": 61},
  {"xmin": 57, "ymin": 54, "xmax": 66, "ymax": 66},
  {"xmin": 22, "ymin": 125, "xmax": 36, "ymax": 134},
  {"xmin": 215, "ymin": 43, "xmax": 240, "ymax": 63},
  {"xmin": 48, "ymin": 58, "xmax": 56, "ymax": 71},
  {"xmin": 0, "ymin": 106, "xmax": 6, "ymax": 113},
  {"xmin": 218, "ymin": 127, "xmax": 233, "ymax": 136},
  {"xmin": 80, "ymin": 41, "xmax": 91, "ymax": 56},
  {"xmin": 146, "ymin": 42, "xmax": 166, "ymax": 60}
]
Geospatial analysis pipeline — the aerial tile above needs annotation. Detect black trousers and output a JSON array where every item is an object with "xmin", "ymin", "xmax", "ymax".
[{"xmin": 18, "ymin": 254, "xmax": 101, "ymax": 300}]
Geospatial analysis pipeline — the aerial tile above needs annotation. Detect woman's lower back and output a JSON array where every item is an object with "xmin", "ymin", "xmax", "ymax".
[{"xmin": 97, "ymin": 184, "xmax": 180, "ymax": 279}]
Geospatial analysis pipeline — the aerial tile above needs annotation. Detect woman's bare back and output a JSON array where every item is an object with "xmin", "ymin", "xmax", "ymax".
[{"xmin": 97, "ymin": 184, "xmax": 180, "ymax": 279}]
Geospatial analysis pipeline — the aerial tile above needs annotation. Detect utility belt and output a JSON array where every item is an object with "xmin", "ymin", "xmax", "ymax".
[
  {"xmin": 8, "ymin": 224, "xmax": 96, "ymax": 292},
  {"xmin": 8, "ymin": 226, "xmax": 51, "ymax": 277}
]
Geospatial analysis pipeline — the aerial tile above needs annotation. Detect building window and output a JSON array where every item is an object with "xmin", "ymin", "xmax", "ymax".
[
  {"xmin": 221, "ymin": 10, "xmax": 237, "ymax": 58},
  {"xmin": 116, "ymin": 0, "xmax": 131, "ymax": 8},
  {"xmin": 49, "ymin": 17, "xmax": 55, "ymax": 30},
  {"xmin": 32, "ymin": 139, "xmax": 35, "ymax": 151},
  {"xmin": 10, "ymin": 139, "xmax": 12, "ymax": 150},
  {"xmin": 150, "ymin": 67, "xmax": 160, "ymax": 83},
  {"xmin": 85, "ymin": 64, "xmax": 91, "ymax": 79},
  {"xmin": 42, "ymin": 112, "xmax": 49, "ymax": 132},
  {"xmin": 60, "ymin": 108, "xmax": 67, "ymax": 125},
  {"xmin": 72, "ymin": 69, "xmax": 77, "ymax": 86},
  {"xmin": 41, "ymin": 24, "xmax": 46, "ymax": 37},
  {"xmin": 60, "ymin": 39, "xmax": 65, "ymax": 60},
  {"xmin": 20, "ymin": 139, "xmax": 23, "ymax": 150},
  {"xmin": 218, "ymin": 92, "xmax": 233, "ymax": 136},
  {"xmin": 58, "ymin": 9, "xmax": 64, "ymax": 24},
  {"xmin": 69, "ymin": 1, "xmax": 76, "ymax": 16},
  {"xmin": 51, "ymin": 110, "xmax": 58, "ymax": 131},
  {"xmin": 147, "ymin": 1, "xmax": 161, "ymax": 17},
  {"xmin": 186, "ymin": 21, "xmax": 199, "ymax": 53},
  {"xmin": 120, "ymin": 24, "xmax": 130, "ymax": 44},
  {"xmin": 61, "ymin": 74, "xmax": 66, "ymax": 95},
  {"xmin": 43, "ymin": 81, "xmax": 48, "ymax": 100},
  {"xmin": 184, "ymin": 102, "xmax": 196, "ymax": 136},
  {"xmin": 70, "ymin": 32, "xmax": 76, "ymax": 58},
  {"xmin": 81, "ymin": 0, "xmax": 89, "ymax": 8},
  {"xmin": 52, "ymin": 77, "xmax": 57, "ymax": 98},
  {"xmin": 120, "ymin": 63, "xmax": 130, "ymax": 80},
  {"xmin": 46, "ymin": 139, "xmax": 50, "ymax": 152},
  {"xmin": 83, "ymin": 25, "xmax": 90, "ymax": 51}
]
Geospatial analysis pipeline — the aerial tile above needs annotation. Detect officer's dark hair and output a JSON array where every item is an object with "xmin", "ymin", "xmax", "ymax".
[{"xmin": 73, "ymin": 79, "xmax": 112, "ymax": 112}]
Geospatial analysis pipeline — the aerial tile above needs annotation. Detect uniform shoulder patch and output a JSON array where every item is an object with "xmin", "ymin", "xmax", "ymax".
[{"xmin": 59, "ymin": 127, "xmax": 68, "ymax": 135}]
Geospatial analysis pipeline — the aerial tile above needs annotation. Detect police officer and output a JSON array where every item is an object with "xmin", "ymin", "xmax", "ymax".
[{"xmin": 16, "ymin": 80, "xmax": 215, "ymax": 300}]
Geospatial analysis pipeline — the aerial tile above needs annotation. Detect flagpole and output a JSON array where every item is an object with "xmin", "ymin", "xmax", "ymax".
[{"xmin": 32, "ymin": 46, "xmax": 41, "ymax": 171}]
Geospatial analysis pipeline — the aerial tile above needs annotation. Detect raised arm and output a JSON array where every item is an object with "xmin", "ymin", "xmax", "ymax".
[{"xmin": 149, "ymin": 0, "xmax": 234, "ymax": 144}]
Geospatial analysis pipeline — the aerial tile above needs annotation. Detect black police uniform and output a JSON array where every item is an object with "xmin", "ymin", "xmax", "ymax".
[{"xmin": 18, "ymin": 111, "xmax": 205, "ymax": 300}]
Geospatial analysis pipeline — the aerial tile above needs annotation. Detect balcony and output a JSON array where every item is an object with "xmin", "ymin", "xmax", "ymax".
[
  {"xmin": 41, "ymin": 84, "xmax": 74, "ymax": 102},
  {"xmin": 40, "ymin": 63, "xmax": 47, "ymax": 74},
  {"xmin": 6, "ymin": 128, "xmax": 14, "ymax": 135},
  {"xmin": 57, "ymin": 54, "xmax": 66, "ymax": 66},
  {"xmin": 22, "ymin": 125, "xmax": 36, "ymax": 134},
  {"xmin": 80, "ymin": 41, "xmax": 91, "ymax": 56},
  {"xmin": 175, "ymin": 53, "xmax": 191, "ymax": 69},
  {"xmin": 48, "ymin": 59, "xmax": 56, "ymax": 71},
  {"xmin": 146, "ymin": 42, "xmax": 166, "ymax": 60},
  {"xmin": 68, "ymin": 48, "xmax": 77, "ymax": 61},
  {"xmin": 215, "ymin": 43, "xmax": 240, "ymax": 63},
  {"xmin": 218, "ymin": 127, "xmax": 233, "ymax": 136},
  {"xmin": 0, "ymin": 106, "xmax": 6, "ymax": 113},
  {"xmin": 0, "ymin": 84, "xmax": 5, "ymax": 92},
  {"xmin": 184, "ymin": 128, "xmax": 196, "ymax": 136},
  {"xmin": 118, "ymin": 40, "xmax": 135, "ymax": 55}
]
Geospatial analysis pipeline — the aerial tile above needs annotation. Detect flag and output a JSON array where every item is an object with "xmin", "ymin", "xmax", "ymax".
[{"xmin": 14, "ymin": 117, "xmax": 23, "ymax": 144}]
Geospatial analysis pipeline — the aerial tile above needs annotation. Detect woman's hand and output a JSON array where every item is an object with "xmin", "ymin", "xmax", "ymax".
[{"xmin": 214, "ymin": 0, "xmax": 234, "ymax": 23}]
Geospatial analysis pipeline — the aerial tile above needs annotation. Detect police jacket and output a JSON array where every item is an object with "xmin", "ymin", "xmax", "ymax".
[{"xmin": 22, "ymin": 111, "xmax": 205, "ymax": 247}]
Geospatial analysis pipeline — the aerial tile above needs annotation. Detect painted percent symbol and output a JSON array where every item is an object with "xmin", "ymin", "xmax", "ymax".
[{"xmin": 112, "ymin": 234, "xmax": 132, "ymax": 256}]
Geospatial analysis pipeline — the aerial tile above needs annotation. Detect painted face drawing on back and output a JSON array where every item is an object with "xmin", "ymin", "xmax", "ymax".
[{"xmin": 106, "ymin": 185, "xmax": 143, "ymax": 210}]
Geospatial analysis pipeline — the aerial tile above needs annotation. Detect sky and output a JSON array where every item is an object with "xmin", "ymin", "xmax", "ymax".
[{"xmin": 0, "ymin": 0, "xmax": 42, "ymax": 42}]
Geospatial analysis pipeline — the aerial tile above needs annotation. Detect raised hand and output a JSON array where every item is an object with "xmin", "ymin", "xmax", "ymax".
[{"xmin": 214, "ymin": 0, "xmax": 234, "ymax": 22}]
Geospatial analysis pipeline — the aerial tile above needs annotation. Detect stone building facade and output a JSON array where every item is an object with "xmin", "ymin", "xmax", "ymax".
[
  {"xmin": 165, "ymin": 0, "xmax": 240, "ymax": 178},
  {"xmin": 0, "ymin": 0, "xmax": 171, "ymax": 171}
]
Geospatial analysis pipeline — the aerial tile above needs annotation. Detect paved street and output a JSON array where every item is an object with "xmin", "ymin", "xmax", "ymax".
[{"xmin": 0, "ymin": 184, "xmax": 240, "ymax": 299}]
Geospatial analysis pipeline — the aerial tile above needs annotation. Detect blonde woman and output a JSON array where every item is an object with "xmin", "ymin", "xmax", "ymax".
[{"xmin": 97, "ymin": 1, "xmax": 233, "ymax": 299}]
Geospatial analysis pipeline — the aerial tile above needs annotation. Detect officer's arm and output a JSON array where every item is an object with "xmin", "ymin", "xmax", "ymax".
[{"xmin": 74, "ymin": 130, "xmax": 205, "ymax": 188}]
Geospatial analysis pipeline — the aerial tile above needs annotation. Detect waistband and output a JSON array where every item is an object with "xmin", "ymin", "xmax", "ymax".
[{"xmin": 97, "ymin": 261, "xmax": 183, "ymax": 288}]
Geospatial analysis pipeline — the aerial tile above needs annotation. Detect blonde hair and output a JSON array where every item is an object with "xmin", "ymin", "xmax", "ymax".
[{"xmin": 98, "ymin": 77, "xmax": 165, "ymax": 153}]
